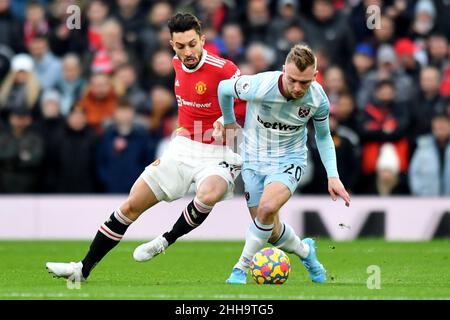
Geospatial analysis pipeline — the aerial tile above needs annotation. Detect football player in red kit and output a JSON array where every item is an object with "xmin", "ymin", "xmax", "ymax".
[{"xmin": 46, "ymin": 13, "xmax": 246, "ymax": 282}]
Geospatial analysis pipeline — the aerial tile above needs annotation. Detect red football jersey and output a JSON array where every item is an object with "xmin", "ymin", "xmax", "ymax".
[{"xmin": 173, "ymin": 50, "xmax": 246, "ymax": 144}]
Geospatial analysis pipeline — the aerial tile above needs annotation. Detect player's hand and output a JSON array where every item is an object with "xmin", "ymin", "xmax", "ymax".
[
  {"xmin": 328, "ymin": 177, "xmax": 351, "ymax": 207},
  {"xmin": 212, "ymin": 120, "xmax": 225, "ymax": 143}
]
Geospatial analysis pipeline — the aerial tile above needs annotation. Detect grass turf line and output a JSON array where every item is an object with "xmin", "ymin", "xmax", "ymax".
[{"xmin": 1, "ymin": 239, "xmax": 450, "ymax": 300}]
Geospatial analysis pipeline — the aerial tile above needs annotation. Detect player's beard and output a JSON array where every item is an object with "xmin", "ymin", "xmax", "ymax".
[{"xmin": 182, "ymin": 50, "xmax": 203, "ymax": 69}]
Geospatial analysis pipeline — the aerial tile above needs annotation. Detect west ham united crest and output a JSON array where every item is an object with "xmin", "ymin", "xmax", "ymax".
[{"xmin": 298, "ymin": 106, "xmax": 310, "ymax": 118}]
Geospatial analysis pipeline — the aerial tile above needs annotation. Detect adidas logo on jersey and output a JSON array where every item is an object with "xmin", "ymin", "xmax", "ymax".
[
  {"xmin": 257, "ymin": 115, "xmax": 301, "ymax": 131},
  {"xmin": 175, "ymin": 80, "xmax": 180, "ymax": 87}
]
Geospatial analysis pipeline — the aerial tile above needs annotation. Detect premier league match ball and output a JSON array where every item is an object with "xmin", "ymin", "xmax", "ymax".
[{"xmin": 250, "ymin": 247, "xmax": 291, "ymax": 284}]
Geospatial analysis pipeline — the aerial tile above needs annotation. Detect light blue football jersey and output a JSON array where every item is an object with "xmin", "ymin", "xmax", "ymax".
[{"xmin": 229, "ymin": 71, "xmax": 330, "ymax": 174}]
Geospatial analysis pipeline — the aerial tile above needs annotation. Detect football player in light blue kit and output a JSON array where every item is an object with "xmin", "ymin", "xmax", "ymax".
[{"xmin": 218, "ymin": 45, "xmax": 351, "ymax": 284}]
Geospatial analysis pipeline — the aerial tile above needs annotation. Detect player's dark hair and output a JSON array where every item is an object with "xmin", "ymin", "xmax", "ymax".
[
  {"xmin": 168, "ymin": 13, "xmax": 202, "ymax": 37},
  {"xmin": 285, "ymin": 44, "xmax": 316, "ymax": 72}
]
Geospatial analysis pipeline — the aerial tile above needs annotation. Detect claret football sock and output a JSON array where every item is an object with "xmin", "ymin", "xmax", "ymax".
[
  {"xmin": 81, "ymin": 209, "xmax": 133, "ymax": 278},
  {"xmin": 234, "ymin": 218, "xmax": 274, "ymax": 271},
  {"xmin": 163, "ymin": 197, "xmax": 213, "ymax": 245},
  {"xmin": 270, "ymin": 222, "xmax": 309, "ymax": 258}
]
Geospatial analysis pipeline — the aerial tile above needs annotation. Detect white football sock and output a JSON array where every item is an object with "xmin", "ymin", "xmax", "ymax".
[
  {"xmin": 272, "ymin": 223, "xmax": 309, "ymax": 258},
  {"xmin": 234, "ymin": 218, "xmax": 274, "ymax": 272}
]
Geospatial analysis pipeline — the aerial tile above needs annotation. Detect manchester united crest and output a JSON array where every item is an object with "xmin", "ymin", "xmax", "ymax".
[
  {"xmin": 298, "ymin": 106, "xmax": 310, "ymax": 118},
  {"xmin": 195, "ymin": 81, "xmax": 207, "ymax": 95}
]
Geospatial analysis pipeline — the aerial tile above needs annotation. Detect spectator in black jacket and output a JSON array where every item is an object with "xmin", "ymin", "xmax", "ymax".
[
  {"xmin": 54, "ymin": 105, "xmax": 99, "ymax": 193},
  {"xmin": 0, "ymin": 107, "xmax": 44, "ymax": 193}
]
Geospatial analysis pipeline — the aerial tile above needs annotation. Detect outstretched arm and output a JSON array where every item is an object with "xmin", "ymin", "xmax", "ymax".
[{"xmin": 314, "ymin": 116, "xmax": 351, "ymax": 207}]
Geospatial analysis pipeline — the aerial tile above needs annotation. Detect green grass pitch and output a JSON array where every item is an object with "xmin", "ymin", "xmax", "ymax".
[{"xmin": 1, "ymin": 239, "xmax": 450, "ymax": 300}]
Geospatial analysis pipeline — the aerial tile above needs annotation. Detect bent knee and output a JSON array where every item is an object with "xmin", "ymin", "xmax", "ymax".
[
  {"xmin": 120, "ymin": 199, "xmax": 143, "ymax": 221},
  {"xmin": 257, "ymin": 203, "xmax": 278, "ymax": 221},
  {"xmin": 196, "ymin": 184, "xmax": 227, "ymax": 206}
]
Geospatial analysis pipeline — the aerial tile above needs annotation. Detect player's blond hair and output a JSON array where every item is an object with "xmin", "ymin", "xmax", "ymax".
[{"xmin": 285, "ymin": 45, "xmax": 317, "ymax": 71}]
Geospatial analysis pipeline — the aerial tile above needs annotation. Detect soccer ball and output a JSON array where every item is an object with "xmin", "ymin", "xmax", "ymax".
[{"xmin": 250, "ymin": 247, "xmax": 290, "ymax": 284}]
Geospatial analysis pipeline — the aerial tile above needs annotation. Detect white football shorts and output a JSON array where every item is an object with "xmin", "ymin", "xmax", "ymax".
[{"xmin": 140, "ymin": 136, "xmax": 242, "ymax": 202}]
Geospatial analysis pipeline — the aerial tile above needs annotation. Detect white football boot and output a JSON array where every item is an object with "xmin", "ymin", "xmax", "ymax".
[
  {"xmin": 46, "ymin": 261, "xmax": 85, "ymax": 282},
  {"xmin": 133, "ymin": 235, "xmax": 169, "ymax": 262}
]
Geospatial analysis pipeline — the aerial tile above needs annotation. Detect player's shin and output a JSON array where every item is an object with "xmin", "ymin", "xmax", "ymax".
[
  {"xmin": 81, "ymin": 209, "xmax": 133, "ymax": 278},
  {"xmin": 234, "ymin": 218, "xmax": 274, "ymax": 272},
  {"xmin": 270, "ymin": 222, "xmax": 309, "ymax": 258},
  {"xmin": 162, "ymin": 196, "xmax": 213, "ymax": 245}
]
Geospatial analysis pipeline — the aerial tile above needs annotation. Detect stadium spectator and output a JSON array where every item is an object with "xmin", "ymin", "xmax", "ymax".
[
  {"xmin": 383, "ymin": 0, "xmax": 414, "ymax": 39},
  {"xmin": 201, "ymin": 23, "xmax": 221, "ymax": 56},
  {"xmin": 188, "ymin": 0, "xmax": 237, "ymax": 34},
  {"xmin": 245, "ymin": 42, "xmax": 276, "ymax": 73},
  {"xmin": 220, "ymin": 23, "xmax": 246, "ymax": 65},
  {"xmin": 97, "ymin": 99, "xmax": 154, "ymax": 193},
  {"xmin": 357, "ymin": 79, "xmax": 410, "ymax": 193},
  {"xmin": 356, "ymin": 44, "xmax": 414, "ymax": 110},
  {"xmin": 78, "ymin": 72, "xmax": 118, "ymax": 133},
  {"xmin": 142, "ymin": 48, "xmax": 175, "ymax": 91},
  {"xmin": 0, "ymin": 0, "xmax": 24, "ymax": 53},
  {"xmin": 85, "ymin": 0, "xmax": 111, "ymax": 53},
  {"xmin": 323, "ymin": 65, "xmax": 348, "ymax": 110},
  {"xmin": 333, "ymin": 92, "xmax": 360, "ymax": 142},
  {"xmin": 22, "ymin": 1, "xmax": 49, "ymax": 48},
  {"xmin": 372, "ymin": 15, "xmax": 396, "ymax": 47},
  {"xmin": 410, "ymin": 0, "xmax": 437, "ymax": 41},
  {"xmin": 113, "ymin": 0, "xmax": 146, "ymax": 59},
  {"xmin": 0, "ymin": 107, "xmax": 44, "ymax": 193},
  {"xmin": 147, "ymin": 85, "xmax": 176, "ymax": 134},
  {"xmin": 28, "ymin": 35, "xmax": 62, "ymax": 90},
  {"xmin": 53, "ymin": 53, "xmax": 86, "ymax": 117},
  {"xmin": 242, "ymin": 0, "xmax": 271, "ymax": 45},
  {"xmin": 113, "ymin": 63, "xmax": 146, "ymax": 113},
  {"xmin": 426, "ymin": 33, "xmax": 448, "ymax": 71},
  {"xmin": 313, "ymin": 46, "xmax": 331, "ymax": 86},
  {"xmin": 409, "ymin": 66, "xmax": 443, "ymax": 146},
  {"xmin": 90, "ymin": 19, "xmax": 126, "ymax": 74},
  {"xmin": 274, "ymin": 20, "xmax": 306, "ymax": 69},
  {"xmin": 36, "ymin": 89, "xmax": 64, "ymax": 193},
  {"xmin": 53, "ymin": 105, "xmax": 99, "ymax": 193},
  {"xmin": 303, "ymin": 0, "xmax": 354, "ymax": 72},
  {"xmin": 138, "ymin": 1, "xmax": 173, "ymax": 59},
  {"xmin": 348, "ymin": 43, "xmax": 376, "ymax": 95},
  {"xmin": 0, "ymin": 53, "xmax": 41, "ymax": 121},
  {"xmin": 266, "ymin": 0, "xmax": 300, "ymax": 49},
  {"xmin": 394, "ymin": 37, "xmax": 421, "ymax": 81},
  {"xmin": 368, "ymin": 143, "xmax": 410, "ymax": 196},
  {"xmin": 409, "ymin": 112, "xmax": 450, "ymax": 196}
]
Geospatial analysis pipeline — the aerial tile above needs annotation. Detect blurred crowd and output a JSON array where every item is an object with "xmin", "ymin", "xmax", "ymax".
[{"xmin": 0, "ymin": 0, "xmax": 449, "ymax": 196}]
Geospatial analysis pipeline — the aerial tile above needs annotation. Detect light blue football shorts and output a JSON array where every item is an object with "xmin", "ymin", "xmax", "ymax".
[{"xmin": 242, "ymin": 161, "xmax": 306, "ymax": 208}]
